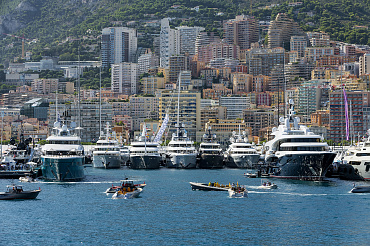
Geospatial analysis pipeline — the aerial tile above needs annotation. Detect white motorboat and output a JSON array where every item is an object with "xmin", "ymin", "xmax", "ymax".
[
  {"xmin": 257, "ymin": 181, "xmax": 278, "ymax": 189},
  {"xmin": 228, "ymin": 186, "xmax": 248, "ymax": 198},
  {"xmin": 105, "ymin": 179, "xmax": 146, "ymax": 194},
  {"xmin": 243, "ymin": 172, "xmax": 257, "ymax": 178},
  {"xmin": 112, "ymin": 187, "xmax": 143, "ymax": 199},
  {"xmin": 19, "ymin": 176, "xmax": 35, "ymax": 182}
]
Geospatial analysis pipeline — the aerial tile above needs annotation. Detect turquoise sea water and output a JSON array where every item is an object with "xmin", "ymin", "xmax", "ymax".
[{"xmin": 1, "ymin": 167, "xmax": 369, "ymax": 246}]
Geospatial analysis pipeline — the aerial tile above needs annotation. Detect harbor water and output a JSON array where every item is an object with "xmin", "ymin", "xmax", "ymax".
[{"xmin": 0, "ymin": 167, "xmax": 369, "ymax": 245}]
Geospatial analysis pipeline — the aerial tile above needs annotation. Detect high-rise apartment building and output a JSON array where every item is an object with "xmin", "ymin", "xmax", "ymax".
[
  {"xmin": 160, "ymin": 18, "xmax": 179, "ymax": 68},
  {"xmin": 111, "ymin": 63, "xmax": 139, "ymax": 95},
  {"xmin": 197, "ymin": 42, "xmax": 240, "ymax": 64},
  {"xmin": 268, "ymin": 13, "xmax": 305, "ymax": 49},
  {"xmin": 195, "ymin": 32, "xmax": 220, "ymax": 55},
  {"xmin": 158, "ymin": 90, "xmax": 201, "ymax": 140},
  {"xmin": 31, "ymin": 79, "xmax": 58, "ymax": 94},
  {"xmin": 246, "ymin": 48, "xmax": 286, "ymax": 76},
  {"xmin": 176, "ymin": 26, "xmax": 205, "ymax": 55},
  {"xmin": 140, "ymin": 76, "xmax": 165, "ymax": 95},
  {"xmin": 304, "ymin": 47, "xmax": 335, "ymax": 63},
  {"xmin": 290, "ymin": 36, "xmax": 307, "ymax": 57},
  {"xmin": 359, "ymin": 53, "xmax": 370, "ymax": 75},
  {"xmin": 168, "ymin": 55, "xmax": 188, "ymax": 84},
  {"xmin": 101, "ymin": 27, "xmax": 137, "ymax": 67},
  {"xmin": 223, "ymin": 15, "xmax": 259, "ymax": 50},
  {"xmin": 137, "ymin": 49, "xmax": 159, "ymax": 75},
  {"xmin": 219, "ymin": 96, "xmax": 250, "ymax": 119},
  {"xmin": 329, "ymin": 90, "xmax": 370, "ymax": 143}
]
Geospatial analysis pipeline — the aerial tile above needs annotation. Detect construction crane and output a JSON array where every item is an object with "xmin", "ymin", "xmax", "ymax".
[{"xmin": 2, "ymin": 33, "xmax": 33, "ymax": 59}]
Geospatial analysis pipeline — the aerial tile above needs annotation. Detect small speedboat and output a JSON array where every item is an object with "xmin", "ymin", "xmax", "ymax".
[
  {"xmin": 105, "ymin": 179, "xmax": 146, "ymax": 194},
  {"xmin": 19, "ymin": 176, "xmax": 35, "ymax": 182},
  {"xmin": 351, "ymin": 185, "xmax": 370, "ymax": 193},
  {"xmin": 228, "ymin": 186, "xmax": 248, "ymax": 198},
  {"xmin": 112, "ymin": 187, "xmax": 143, "ymax": 199},
  {"xmin": 243, "ymin": 172, "xmax": 257, "ymax": 178},
  {"xmin": 257, "ymin": 181, "xmax": 278, "ymax": 189},
  {"xmin": 0, "ymin": 184, "xmax": 41, "ymax": 200},
  {"xmin": 190, "ymin": 182, "xmax": 232, "ymax": 191}
]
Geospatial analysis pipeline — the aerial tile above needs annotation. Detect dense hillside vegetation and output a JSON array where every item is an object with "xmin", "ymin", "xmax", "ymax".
[{"xmin": 0, "ymin": 0, "xmax": 369, "ymax": 66}]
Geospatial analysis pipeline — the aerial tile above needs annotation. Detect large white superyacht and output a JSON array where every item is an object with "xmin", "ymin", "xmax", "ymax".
[
  {"xmin": 129, "ymin": 123, "xmax": 161, "ymax": 169},
  {"xmin": 165, "ymin": 123, "xmax": 197, "ymax": 168},
  {"xmin": 92, "ymin": 123, "xmax": 121, "ymax": 169},
  {"xmin": 263, "ymin": 99, "xmax": 336, "ymax": 180},
  {"xmin": 224, "ymin": 129, "xmax": 260, "ymax": 168}
]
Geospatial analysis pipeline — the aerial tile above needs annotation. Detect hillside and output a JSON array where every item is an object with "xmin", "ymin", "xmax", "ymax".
[{"xmin": 0, "ymin": 0, "xmax": 369, "ymax": 65}]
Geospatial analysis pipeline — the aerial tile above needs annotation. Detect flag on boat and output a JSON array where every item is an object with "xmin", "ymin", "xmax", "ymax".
[
  {"xmin": 343, "ymin": 88, "xmax": 349, "ymax": 141},
  {"xmin": 154, "ymin": 114, "xmax": 169, "ymax": 142}
]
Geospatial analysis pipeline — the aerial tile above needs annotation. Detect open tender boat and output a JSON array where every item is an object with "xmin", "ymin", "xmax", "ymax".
[
  {"xmin": 228, "ymin": 185, "xmax": 248, "ymax": 198},
  {"xmin": 243, "ymin": 172, "xmax": 257, "ymax": 178},
  {"xmin": 0, "ymin": 184, "xmax": 41, "ymax": 200},
  {"xmin": 257, "ymin": 181, "xmax": 278, "ymax": 189},
  {"xmin": 112, "ymin": 187, "xmax": 143, "ymax": 199},
  {"xmin": 106, "ymin": 179, "xmax": 146, "ymax": 194},
  {"xmin": 189, "ymin": 182, "xmax": 232, "ymax": 191}
]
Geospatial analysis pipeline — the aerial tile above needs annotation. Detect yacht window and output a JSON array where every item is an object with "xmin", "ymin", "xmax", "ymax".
[{"xmin": 356, "ymin": 153, "xmax": 370, "ymax": 157}]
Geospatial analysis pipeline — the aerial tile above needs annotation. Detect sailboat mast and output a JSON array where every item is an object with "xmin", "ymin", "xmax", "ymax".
[
  {"xmin": 77, "ymin": 47, "xmax": 81, "ymax": 135},
  {"xmin": 56, "ymin": 79, "xmax": 58, "ymax": 122},
  {"xmin": 99, "ymin": 65, "xmax": 102, "ymax": 134},
  {"xmin": 177, "ymin": 77, "xmax": 181, "ymax": 135}
]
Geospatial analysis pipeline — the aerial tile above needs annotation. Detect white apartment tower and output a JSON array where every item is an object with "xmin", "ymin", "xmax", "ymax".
[
  {"xmin": 359, "ymin": 53, "xmax": 370, "ymax": 75},
  {"xmin": 160, "ymin": 18, "xmax": 179, "ymax": 68},
  {"xmin": 137, "ymin": 49, "xmax": 159, "ymax": 75},
  {"xmin": 101, "ymin": 27, "xmax": 138, "ymax": 67},
  {"xmin": 111, "ymin": 62, "xmax": 139, "ymax": 95}
]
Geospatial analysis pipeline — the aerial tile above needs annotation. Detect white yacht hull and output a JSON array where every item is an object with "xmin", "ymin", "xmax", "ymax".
[
  {"xmin": 225, "ymin": 154, "xmax": 260, "ymax": 168},
  {"xmin": 342, "ymin": 157, "xmax": 370, "ymax": 180},
  {"xmin": 93, "ymin": 155, "xmax": 121, "ymax": 169},
  {"xmin": 167, "ymin": 154, "xmax": 197, "ymax": 168}
]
